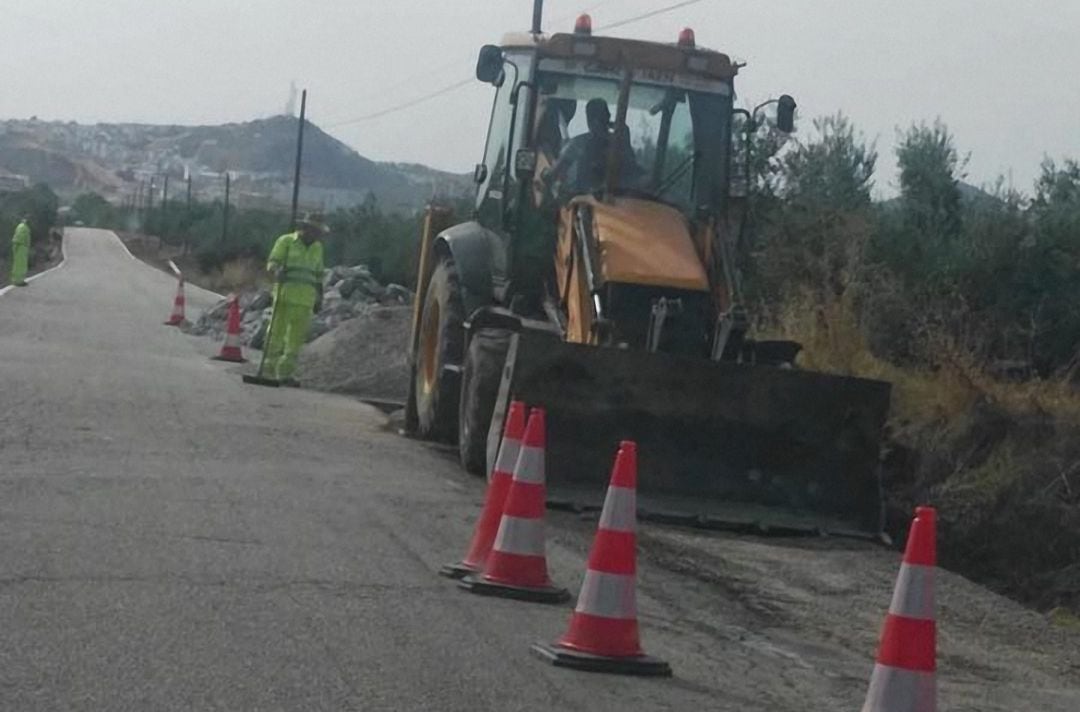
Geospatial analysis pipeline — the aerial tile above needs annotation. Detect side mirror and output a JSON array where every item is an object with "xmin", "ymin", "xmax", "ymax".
[
  {"xmin": 776, "ymin": 94, "xmax": 797, "ymax": 133},
  {"xmin": 476, "ymin": 45, "xmax": 505, "ymax": 84},
  {"xmin": 473, "ymin": 163, "xmax": 488, "ymax": 184}
]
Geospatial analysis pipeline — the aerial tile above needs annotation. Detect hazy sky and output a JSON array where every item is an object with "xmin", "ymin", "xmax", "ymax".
[{"xmin": 3, "ymin": 0, "xmax": 1077, "ymax": 194}]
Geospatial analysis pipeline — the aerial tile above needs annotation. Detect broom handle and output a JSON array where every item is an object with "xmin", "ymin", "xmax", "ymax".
[{"xmin": 254, "ymin": 238, "xmax": 291, "ymax": 379}]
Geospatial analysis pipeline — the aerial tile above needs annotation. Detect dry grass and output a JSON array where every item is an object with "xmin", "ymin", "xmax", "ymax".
[
  {"xmin": 766, "ymin": 290, "xmax": 1080, "ymax": 612},
  {"xmin": 198, "ymin": 258, "xmax": 266, "ymax": 295},
  {"xmin": 117, "ymin": 233, "xmax": 266, "ymax": 296},
  {"xmin": 763, "ymin": 289, "xmax": 1080, "ymax": 432}
]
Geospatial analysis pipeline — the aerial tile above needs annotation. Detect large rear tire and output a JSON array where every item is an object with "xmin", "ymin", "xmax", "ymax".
[
  {"xmin": 458, "ymin": 328, "xmax": 512, "ymax": 476},
  {"xmin": 414, "ymin": 257, "xmax": 465, "ymax": 442}
]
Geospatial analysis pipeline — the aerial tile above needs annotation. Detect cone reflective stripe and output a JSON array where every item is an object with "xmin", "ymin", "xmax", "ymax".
[
  {"xmin": 211, "ymin": 295, "xmax": 248, "ymax": 363},
  {"xmin": 862, "ymin": 506, "xmax": 937, "ymax": 712},
  {"xmin": 490, "ymin": 404, "xmax": 527, "ymax": 477},
  {"xmin": 598, "ymin": 485, "xmax": 637, "ymax": 532},
  {"xmin": 441, "ymin": 402, "xmax": 527, "ymax": 579},
  {"xmin": 164, "ymin": 277, "xmax": 186, "ymax": 326},
  {"xmin": 575, "ymin": 570, "xmax": 637, "ymax": 620},
  {"xmin": 533, "ymin": 441, "xmax": 671, "ymax": 676},
  {"xmin": 460, "ymin": 408, "xmax": 569, "ymax": 603}
]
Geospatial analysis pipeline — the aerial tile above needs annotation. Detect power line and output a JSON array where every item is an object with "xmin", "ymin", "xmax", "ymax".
[
  {"xmin": 325, "ymin": 0, "xmax": 712, "ymax": 128},
  {"xmin": 598, "ymin": 0, "xmax": 710, "ymax": 31},
  {"xmin": 325, "ymin": 77, "xmax": 474, "ymax": 128},
  {"xmin": 335, "ymin": 54, "xmax": 476, "ymax": 110},
  {"xmin": 327, "ymin": 1, "xmax": 611, "ymax": 121},
  {"xmin": 552, "ymin": 0, "xmax": 611, "ymax": 26}
]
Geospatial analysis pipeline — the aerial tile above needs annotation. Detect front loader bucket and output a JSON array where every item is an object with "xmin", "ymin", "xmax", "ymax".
[{"xmin": 488, "ymin": 329, "xmax": 892, "ymax": 537}]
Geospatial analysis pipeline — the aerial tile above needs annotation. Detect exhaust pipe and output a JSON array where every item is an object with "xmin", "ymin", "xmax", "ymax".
[{"xmin": 532, "ymin": 0, "xmax": 544, "ymax": 34}]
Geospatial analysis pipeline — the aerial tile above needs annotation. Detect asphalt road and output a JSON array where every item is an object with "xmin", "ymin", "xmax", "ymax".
[
  {"xmin": 0, "ymin": 228, "xmax": 720, "ymax": 711},
  {"xmin": 1, "ymin": 229, "xmax": 1076, "ymax": 711}
]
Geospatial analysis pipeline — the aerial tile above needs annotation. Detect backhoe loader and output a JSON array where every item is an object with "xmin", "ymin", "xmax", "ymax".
[{"xmin": 405, "ymin": 2, "xmax": 891, "ymax": 535}]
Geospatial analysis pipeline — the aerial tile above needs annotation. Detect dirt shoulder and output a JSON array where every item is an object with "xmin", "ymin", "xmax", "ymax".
[
  {"xmin": 396, "ymin": 420, "xmax": 1080, "ymax": 710},
  {"xmin": 545, "ymin": 508, "xmax": 1080, "ymax": 710},
  {"xmin": 117, "ymin": 232, "xmax": 263, "ymax": 294}
]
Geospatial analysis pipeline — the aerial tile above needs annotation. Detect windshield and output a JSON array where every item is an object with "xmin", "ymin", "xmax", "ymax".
[{"xmin": 534, "ymin": 66, "xmax": 733, "ymax": 213}]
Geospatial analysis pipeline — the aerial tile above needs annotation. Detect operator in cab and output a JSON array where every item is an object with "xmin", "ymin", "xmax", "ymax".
[
  {"xmin": 545, "ymin": 98, "xmax": 611, "ymax": 198},
  {"xmin": 543, "ymin": 98, "xmax": 644, "ymax": 201}
]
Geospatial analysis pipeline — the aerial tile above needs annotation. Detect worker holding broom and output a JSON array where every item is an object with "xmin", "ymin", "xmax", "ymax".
[{"xmin": 262, "ymin": 213, "xmax": 327, "ymax": 387}]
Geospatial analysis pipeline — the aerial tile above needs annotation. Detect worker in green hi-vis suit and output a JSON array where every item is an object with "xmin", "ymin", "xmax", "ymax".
[
  {"xmin": 264, "ymin": 214, "xmax": 327, "ymax": 386},
  {"xmin": 10, "ymin": 215, "xmax": 31, "ymax": 287}
]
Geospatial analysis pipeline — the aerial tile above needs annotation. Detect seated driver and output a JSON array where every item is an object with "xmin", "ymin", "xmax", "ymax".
[
  {"xmin": 546, "ymin": 98, "xmax": 610, "ymax": 198},
  {"xmin": 545, "ymin": 98, "xmax": 644, "ymax": 200}
]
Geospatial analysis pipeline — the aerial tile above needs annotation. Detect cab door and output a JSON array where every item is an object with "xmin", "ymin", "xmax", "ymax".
[{"xmin": 475, "ymin": 51, "xmax": 531, "ymax": 233}]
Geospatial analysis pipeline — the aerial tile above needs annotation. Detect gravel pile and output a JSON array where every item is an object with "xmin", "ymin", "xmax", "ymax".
[
  {"xmin": 187, "ymin": 264, "xmax": 413, "ymax": 350},
  {"xmin": 296, "ymin": 306, "xmax": 412, "ymax": 400}
]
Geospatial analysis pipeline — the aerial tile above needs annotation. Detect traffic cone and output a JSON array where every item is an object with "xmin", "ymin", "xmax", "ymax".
[
  {"xmin": 211, "ymin": 295, "xmax": 248, "ymax": 363},
  {"xmin": 441, "ymin": 401, "xmax": 527, "ymax": 579},
  {"xmin": 861, "ymin": 506, "xmax": 937, "ymax": 712},
  {"xmin": 532, "ymin": 441, "xmax": 672, "ymax": 676},
  {"xmin": 460, "ymin": 408, "xmax": 569, "ymax": 604},
  {"xmin": 164, "ymin": 276, "xmax": 187, "ymax": 326}
]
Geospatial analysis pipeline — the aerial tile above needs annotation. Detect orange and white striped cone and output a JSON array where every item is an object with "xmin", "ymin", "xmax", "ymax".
[
  {"xmin": 164, "ymin": 276, "xmax": 187, "ymax": 326},
  {"xmin": 211, "ymin": 295, "xmax": 248, "ymax": 363},
  {"xmin": 532, "ymin": 441, "xmax": 672, "ymax": 676},
  {"xmin": 862, "ymin": 506, "xmax": 937, "ymax": 712},
  {"xmin": 441, "ymin": 401, "xmax": 527, "ymax": 579},
  {"xmin": 460, "ymin": 407, "xmax": 569, "ymax": 604}
]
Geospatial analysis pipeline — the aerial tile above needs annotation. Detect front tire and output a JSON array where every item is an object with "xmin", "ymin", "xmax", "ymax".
[
  {"xmin": 414, "ymin": 257, "xmax": 465, "ymax": 442},
  {"xmin": 458, "ymin": 328, "xmax": 512, "ymax": 476}
]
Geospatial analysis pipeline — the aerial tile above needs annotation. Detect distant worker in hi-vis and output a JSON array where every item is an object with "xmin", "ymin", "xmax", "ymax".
[
  {"xmin": 263, "ymin": 213, "xmax": 327, "ymax": 386},
  {"xmin": 10, "ymin": 214, "xmax": 31, "ymax": 287}
]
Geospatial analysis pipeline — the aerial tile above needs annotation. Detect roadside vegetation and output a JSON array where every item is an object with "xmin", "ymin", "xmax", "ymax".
[{"xmin": 745, "ymin": 115, "xmax": 1080, "ymax": 613}]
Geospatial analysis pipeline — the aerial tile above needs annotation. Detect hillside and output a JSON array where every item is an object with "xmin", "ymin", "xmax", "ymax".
[{"xmin": 0, "ymin": 116, "xmax": 471, "ymax": 211}]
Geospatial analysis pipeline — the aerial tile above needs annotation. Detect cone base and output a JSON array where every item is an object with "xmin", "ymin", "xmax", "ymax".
[
  {"xmin": 459, "ymin": 575, "xmax": 570, "ymax": 604},
  {"xmin": 439, "ymin": 561, "xmax": 481, "ymax": 580},
  {"xmin": 164, "ymin": 318, "xmax": 187, "ymax": 327},
  {"xmin": 531, "ymin": 642, "xmax": 672, "ymax": 677},
  {"xmin": 242, "ymin": 374, "xmax": 281, "ymax": 388},
  {"xmin": 212, "ymin": 351, "xmax": 247, "ymax": 363}
]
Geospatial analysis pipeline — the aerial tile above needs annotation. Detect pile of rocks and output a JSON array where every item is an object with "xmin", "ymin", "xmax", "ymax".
[
  {"xmin": 296, "ymin": 305, "xmax": 413, "ymax": 400},
  {"xmin": 187, "ymin": 264, "xmax": 413, "ymax": 348}
]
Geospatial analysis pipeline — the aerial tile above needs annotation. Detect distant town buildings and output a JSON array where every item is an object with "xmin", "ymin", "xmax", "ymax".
[{"xmin": 0, "ymin": 117, "xmax": 469, "ymax": 209}]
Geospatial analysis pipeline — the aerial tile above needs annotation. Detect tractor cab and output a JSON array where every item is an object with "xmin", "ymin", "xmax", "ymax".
[
  {"xmin": 474, "ymin": 18, "xmax": 746, "ymax": 353},
  {"xmin": 529, "ymin": 23, "xmax": 736, "ymax": 217}
]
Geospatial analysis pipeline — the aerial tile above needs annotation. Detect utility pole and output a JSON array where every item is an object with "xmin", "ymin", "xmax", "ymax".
[
  {"xmin": 183, "ymin": 172, "xmax": 193, "ymax": 256},
  {"xmin": 221, "ymin": 171, "xmax": 231, "ymax": 245},
  {"xmin": 290, "ymin": 89, "xmax": 308, "ymax": 229},
  {"xmin": 162, "ymin": 175, "xmax": 170, "ymax": 240}
]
